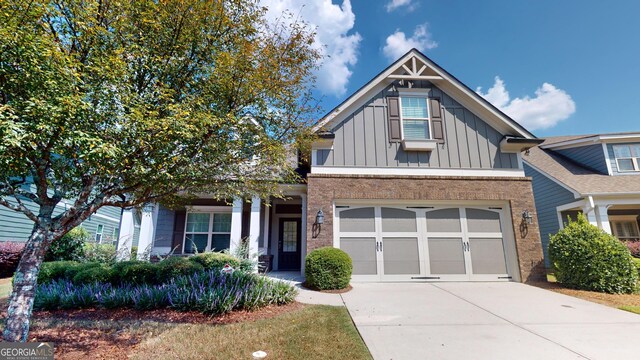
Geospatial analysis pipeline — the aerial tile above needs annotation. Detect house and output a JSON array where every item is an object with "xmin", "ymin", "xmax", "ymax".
[
  {"xmin": 523, "ymin": 133, "xmax": 640, "ymax": 265},
  {"xmin": 126, "ymin": 49, "xmax": 546, "ymax": 282},
  {"xmin": 0, "ymin": 196, "xmax": 136, "ymax": 246}
]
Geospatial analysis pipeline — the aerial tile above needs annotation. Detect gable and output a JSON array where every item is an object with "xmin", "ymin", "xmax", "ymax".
[{"xmin": 314, "ymin": 49, "xmax": 535, "ymax": 139}]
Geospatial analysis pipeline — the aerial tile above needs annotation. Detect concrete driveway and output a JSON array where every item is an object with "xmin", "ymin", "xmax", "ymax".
[{"xmin": 341, "ymin": 282, "xmax": 640, "ymax": 360}]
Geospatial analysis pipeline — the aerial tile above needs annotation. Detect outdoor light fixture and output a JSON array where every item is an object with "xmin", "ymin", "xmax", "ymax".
[
  {"xmin": 316, "ymin": 209, "xmax": 324, "ymax": 225},
  {"xmin": 522, "ymin": 210, "xmax": 533, "ymax": 225}
]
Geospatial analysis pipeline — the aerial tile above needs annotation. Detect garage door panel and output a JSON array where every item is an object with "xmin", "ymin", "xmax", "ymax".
[
  {"xmin": 340, "ymin": 207, "xmax": 375, "ymax": 232},
  {"xmin": 427, "ymin": 237, "xmax": 466, "ymax": 275},
  {"xmin": 466, "ymin": 208, "xmax": 502, "ymax": 233},
  {"xmin": 469, "ymin": 237, "xmax": 507, "ymax": 274},
  {"xmin": 382, "ymin": 237, "xmax": 420, "ymax": 275},
  {"xmin": 341, "ymin": 237, "xmax": 378, "ymax": 275},
  {"xmin": 426, "ymin": 208, "xmax": 461, "ymax": 232}
]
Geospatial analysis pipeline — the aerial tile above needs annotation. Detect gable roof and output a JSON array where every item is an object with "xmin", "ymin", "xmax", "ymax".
[
  {"xmin": 541, "ymin": 131, "xmax": 640, "ymax": 150},
  {"xmin": 525, "ymin": 137, "xmax": 640, "ymax": 196},
  {"xmin": 313, "ymin": 48, "xmax": 536, "ymax": 139}
]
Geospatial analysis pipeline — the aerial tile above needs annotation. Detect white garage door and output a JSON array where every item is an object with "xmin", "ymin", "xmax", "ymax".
[{"xmin": 336, "ymin": 205, "xmax": 516, "ymax": 282}]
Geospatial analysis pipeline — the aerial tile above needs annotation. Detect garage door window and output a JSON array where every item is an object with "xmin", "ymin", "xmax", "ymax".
[{"xmin": 340, "ymin": 207, "xmax": 375, "ymax": 232}]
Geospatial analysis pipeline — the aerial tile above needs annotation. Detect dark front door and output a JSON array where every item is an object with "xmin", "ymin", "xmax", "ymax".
[{"xmin": 278, "ymin": 218, "xmax": 301, "ymax": 270}]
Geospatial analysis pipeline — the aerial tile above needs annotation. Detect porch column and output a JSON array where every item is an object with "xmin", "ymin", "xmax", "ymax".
[
  {"xmin": 116, "ymin": 208, "xmax": 135, "ymax": 261},
  {"xmin": 249, "ymin": 196, "xmax": 261, "ymax": 263},
  {"xmin": 595, "ymin": 205, "xmax": 612, "ymax": 234},
  {"xmin": 300, "ymin": 194, "xmax": 308, "ymax": 274},
  {"xmin": 262, "ymin": 199, "xmax": 270, "ymax": 251},
  {"xmin": 229, "ymin": 197, "xmax": 243, "ymax": 254},
  {"xmin": 137, "ymin": 203, "xmax": 158, "ymax": 260}
]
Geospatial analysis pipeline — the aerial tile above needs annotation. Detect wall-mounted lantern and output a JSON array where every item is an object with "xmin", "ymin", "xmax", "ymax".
[
  {"xmin": 522, "ymin": 210, "xmax": 534, "ymax": 225},
  {"xmin": 316, "ymin": 209, "xmax": 324, "ymax": 225}
]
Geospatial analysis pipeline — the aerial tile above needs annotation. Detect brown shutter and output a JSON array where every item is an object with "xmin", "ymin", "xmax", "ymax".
[
  {"xmin": 387, "ymin": 96, "xmax": 402, "ymax": 142},
  {"xmin": 429, "ymin": 98, "xmax": 445, "ymax": 143},
  {"xmin": 172, "ymin": 210, "xmax": 186, "ymax": 254}
]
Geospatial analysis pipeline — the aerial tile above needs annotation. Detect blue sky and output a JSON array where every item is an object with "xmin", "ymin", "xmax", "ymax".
[{"xmin": 263, "ymin": 0, "xmax": 640, "ymax": 137}]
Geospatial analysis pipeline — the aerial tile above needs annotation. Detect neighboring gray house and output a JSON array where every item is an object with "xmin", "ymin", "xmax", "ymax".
[
  {"xmin": 128, "ymin": 49, "xmax": 547, "ymax": 283},
  {"xmin": 524, "ymin": 132, "xmax": 640, "ymax": 265},
  {"xmin": 0, "ymin": 196, "xmax": 138, "ymax": 246}
]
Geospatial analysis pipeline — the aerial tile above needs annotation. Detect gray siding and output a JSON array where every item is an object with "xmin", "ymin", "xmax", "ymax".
[
  {"xmin": 318, "ymin": 82, "xmax": 518, "ymax": 169},
  {"xmin": 154, "ymin": 205, "xmax": 175, "ymax": 247},
  {"xmin": 524, "ymin": 163, "xmax": 580, "ymax": 266},
  {"xmin": 0, "ymin": 196, "xmax": 122, "ymax": 243},
  {"xmin": 556, "ymin": 144, "xmax": 608, "ymax": 174},
  {"xmin": 606, "ymin": 143, "xmax": 640, "ymax": 176}
]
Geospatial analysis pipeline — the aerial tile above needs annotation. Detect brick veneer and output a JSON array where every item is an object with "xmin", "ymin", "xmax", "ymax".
[{"xmin": 305, "ymin": 174, "xmax": 546, "ymax": 283}]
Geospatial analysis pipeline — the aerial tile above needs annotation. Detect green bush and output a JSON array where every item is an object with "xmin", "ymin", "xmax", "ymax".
[
  {"xmin": 305, "ymin": 247, "xmax": 352, "ymax": 290},
  {"xmin": 633, "ymin": 258, "xmax": 640, "ymax": 277},
  {"xmin": 64, "ymin": 262, "xmax": 103, "ymax": 281},
  {"xmin": 73, "ymin": 266, "xmax": 111, "ymax": 285},
  {"xmin": 38, "ymin": 261, "xmax": 80, "ymax": 284},
  {"xmin": 111, "ymin": 260, "xmax": 159, "ymax": 285},
  {"xmin": 549, "ymin": 213, "xmax": 638, "ymax": 294},
  {"xmin": 82, "ymin": 242, "xmax": 117, "ymax": 264},
  {"xmin": 45, "ymin": 227, "xmax": 89, "ymax": 262},
  {"xmin": 189, "ymin": 252, "xmax": 240, "ymax": 271},
  {"xmin": 131, "ymin": 246, "xmax": 138, "ymax": 260},
  {"xmin": 156, "ymin": 256, "xmax": 204, "ymax": 283}
]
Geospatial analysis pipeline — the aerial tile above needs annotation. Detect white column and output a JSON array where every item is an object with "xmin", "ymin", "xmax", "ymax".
[
  {"xmin": 116, "ymin": 208, "xmax": 135, "ymax": 261},
  {"xmin": 229, "ymin": 197, "xmax": 243, "ymax": 254},
  {"xmin": 300, "ymin": 194, "xmax": 308, "ymax": 274},
  {"xmin": 249, "ymin": 197, "xmax": 261, "ymax": 261},
  {"xmin": 137, "ymin": 203, "xmax": 158, "ymax": 260},
  {"xmin": 262, "ymin": 199, "xmax": 270, "ymax": 251},
  {"xmin": 595, "ymin": 205, "xmax": 612, "ymax": 234}
]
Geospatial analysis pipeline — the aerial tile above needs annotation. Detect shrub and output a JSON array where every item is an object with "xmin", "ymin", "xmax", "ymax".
[
  {"xmin": 305, "ymin": 247, "xmax": 352, "ymax": 290},
  {"xmin": 0, "ymin": 241, "xmax": 25, "ymax": 278},
  {"xmin": 633, "ymin": 258, "xmax": 640, "ymax": 276},
  {"xmin": 82, "ymin": 242, "xmax": 117, "ymax": 264},
  {"xmin": 131, "ymin": 246, "xmax": 138, "ymax": 260},
  {"xmin": 624, "ymin": 241, "xmax": 640, "ymax": 258},
  {"xmin": 64, "ymin": 262, "xmax": 103, "ymax": 281},
  {"xmin": 112, "ymin": 261, "xmax": 159, "ymax": 285},
  {"xmin": 549, "ymin": 213, "xmax": 638, "ymax": 294},
  {"xmin": 38, "ymin": 261, "xmax": 80, "ymax": 284},
  {"xmin": 45, "ymin": 227, "xmax": 89, "ymax": 262},
  {"xmin": 156, "ymin": 256, "xmax": 204, "ymax": 283},
  {"xmin": 189, "ymin": 252, "xmax": 240, "ymax": 271},
  {"xmin": 73, "ymin": 266, "xmax": 111, "ymax": 285}
]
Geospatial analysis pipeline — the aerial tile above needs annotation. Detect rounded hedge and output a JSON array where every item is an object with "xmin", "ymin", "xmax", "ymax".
[
  {"xmin": 73, "ymin": 266, "xmax": 111, "ymax": 284},
  {"xmin": 110, "ymin": 260, "xmax": 159, "ymax": 285},
  {"xmin": 549, "ymin": 213, "xmax": 638, "ymax": 294},
  {"xmin": 39, "ymin": 261, "xmax": 80, "ymax": 284},
  {"xmin": 63, "ymin": 262, "xmax": 102, "ymax": 281},
  {"xmin": 156, "ymin": 256, "xmax": 204, "ymax": 283},
  {"xmin": 305, "ymin": 247, "xmax": 352, "ymax": 290},
  {"xmin": 189, "ymin": 252, "xmax": 240, "ymax": 271}
]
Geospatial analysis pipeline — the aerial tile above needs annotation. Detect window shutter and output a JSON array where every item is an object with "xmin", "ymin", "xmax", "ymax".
[
  {"xmin": 429, "ymin": 98, "xmax": 444, "ymax": 143},
  {"xmin": 387, "ymin": 96, "xmax": 402, "ymax": 142},
  {"xmin": 172, "ymin": 210, "xmax": 186, "ymax": 253}
]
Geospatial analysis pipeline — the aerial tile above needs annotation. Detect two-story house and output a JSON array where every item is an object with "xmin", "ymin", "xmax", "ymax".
[
  {"xmin": 524, "ymin": 133, "xmax": 640, "ymax": 265},
  {"xmin": 124, "ymin": 49, "xmax": 546, "ymax": 282}
]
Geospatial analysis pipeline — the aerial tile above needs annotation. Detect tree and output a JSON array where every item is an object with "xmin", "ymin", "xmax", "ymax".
[{"xmin": 0, "ymin": 0, "xmax": 319, "ymax": 341}]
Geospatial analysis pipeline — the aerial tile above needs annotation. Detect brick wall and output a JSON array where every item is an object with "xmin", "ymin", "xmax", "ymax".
[{"xmin": 306, "ymin": 174, "xmax": 546, "ymax": 282}]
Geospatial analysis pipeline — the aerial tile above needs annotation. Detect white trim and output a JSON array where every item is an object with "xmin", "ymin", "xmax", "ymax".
[
  {"xmin": 311, "ymin": 166, "xmax": 525, "ymax": 177},
  {"xmin": 516, "ymin": 152, "xmax": 524, "ymax": 169},
  {"xmin": 248, "ymin": 197, "xmax": 261, "ymax": 268},
  {"xmin": 542, "ymin": 133, "xmax": 640, "ymax": 150},
  {"xmin": 262, "ymin": 200, "xmax": 270, "ymax": 249},
  {"xmin": 229, "ymin": 198, "xmax": 243, "ymax": 254},
  {"xmin": 186, "ymin": 205, "xmax": 232, "ymax": 213},
  {"xmin": 602, "ymin": 143, "xmax": 613, "ymax": 175},
  {"xmin": 522, "ymin": 160, "xmax": 581, "ymax": 198},
  {"xmin": 300, "ymin": 194, "xmax": 308, "ymax": 274}
]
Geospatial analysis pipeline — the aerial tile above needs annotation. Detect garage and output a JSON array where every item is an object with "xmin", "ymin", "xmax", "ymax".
[{"xmin": 335, "ymin": 204, "xmax": 519, "ymax": 282}]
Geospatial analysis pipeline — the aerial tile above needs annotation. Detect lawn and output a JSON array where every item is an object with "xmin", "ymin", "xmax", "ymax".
[
  {"xmin": 0, "ymin": 302, "xmax": 371, "ymax": 360},
  {"xmin": 533, "ymin": 274, "xmax": 640, "ymax": 315}
]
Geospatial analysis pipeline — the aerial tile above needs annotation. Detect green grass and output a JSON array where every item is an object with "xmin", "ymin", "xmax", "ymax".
[
  {"xmin": 132, "ymin": 305, "xmax": 372, "ymax": 360},
  {"xmin": 619, "ymin": 305, "xmax": 640, "ymax": 314},
  {"xmin": 0, "ymin": 277, "xmax": 12, "ymax": 299}
]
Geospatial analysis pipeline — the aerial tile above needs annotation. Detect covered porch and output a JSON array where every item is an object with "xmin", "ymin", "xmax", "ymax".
[{"xmin": 119, "ymin": 185, "xmax": 309, "ymax": 272}]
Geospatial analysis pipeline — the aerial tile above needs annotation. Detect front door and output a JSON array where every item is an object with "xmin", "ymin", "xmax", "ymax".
[{"xmin": 278, "ymin": 218, "xmax": 301, "ymax": 270}]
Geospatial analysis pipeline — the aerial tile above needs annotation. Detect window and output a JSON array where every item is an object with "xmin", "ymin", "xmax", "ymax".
[
  {"xmin": 183, "ymin": 210, "xmax": 232, "ymax": 253},
  {"xmin": 610, "ymin": 217, "xmax": 640, "ymax": 241},
  {"xmin": 95, "ymin": 224, "xmax": 104, "ymax": 243},
  {"xmin": 613, "ymin": 144, "xmax": 640, "ymax": 172},
  {"xmin": 400, "ymin": 96, "xmax": 430, "ymax": 140}
]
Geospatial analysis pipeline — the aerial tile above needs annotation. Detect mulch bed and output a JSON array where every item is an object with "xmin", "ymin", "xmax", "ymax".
[
  {"xmin": 1, "ymin": 302, "xmax": 306, "ymax": 360},
  {"xmin": 530, "ymin": 281, "xmax": 640, "ymax": 308}
]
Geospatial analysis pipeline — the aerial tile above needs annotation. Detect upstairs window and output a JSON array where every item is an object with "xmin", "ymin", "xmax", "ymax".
[
  {"xmin": 613, "ymin": 144, "xmax": 640, "ymax": 172},
  {"xmin": 400, "ymin": 96, "xmax": 430, "ymax": 140},
  {"xmin": 95, "ymin": 224, "xmax": 104, "ymax": 243}
]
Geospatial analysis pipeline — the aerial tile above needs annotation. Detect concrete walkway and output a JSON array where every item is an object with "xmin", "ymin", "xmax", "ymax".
[
  {"xmin": 265, "ymin": 271, "xmax": 344, "ymax": 306},
  {"xmin": 341, "ymin": 282, "xmax": 640, "ymax": 360}
]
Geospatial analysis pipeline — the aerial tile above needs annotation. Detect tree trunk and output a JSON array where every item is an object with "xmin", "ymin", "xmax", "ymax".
[{"xmin": 2, "ymin": 227, "xmax": 49, "ymax": 342}]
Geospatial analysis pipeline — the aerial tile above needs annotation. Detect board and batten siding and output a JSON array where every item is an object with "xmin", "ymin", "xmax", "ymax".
[
  {"xmin": 317, "ymin": 82, "xmax": 519, "ymax": 169},
  {"xmin": 606, "ymin": 143, "xmax": 640, "ymax": 175},
  {"xmin": 555, "ymin": 144, "xmax": 608, "ymax": 174},
  {"xmin": 524, "ymin": 163, "xmax": 580, "ymax": 266},
  {"xmin": 154, "ymin": 205, "xmax": 176, "ymax": 248}
]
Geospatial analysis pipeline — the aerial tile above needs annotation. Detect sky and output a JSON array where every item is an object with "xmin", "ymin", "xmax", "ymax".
[{"xmin": 260, "ymin": 0, "xmax": 640, "ymax": 138}]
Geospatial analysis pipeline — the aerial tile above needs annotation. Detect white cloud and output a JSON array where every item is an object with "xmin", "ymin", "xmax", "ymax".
[
  {"xmin": 476, "ymin": 76, "xmax": 576, "ymax": 130},
  {"xmin": 260, "ymin": 0, "xmax": 361, "ymax": 97},
  {"xmin": 386, "ymin": 0, "xmax": 416, "ymax": 12},
  {"xmin": 383, "ymin": 24, "xmax": 438, "ymax": 61}
]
